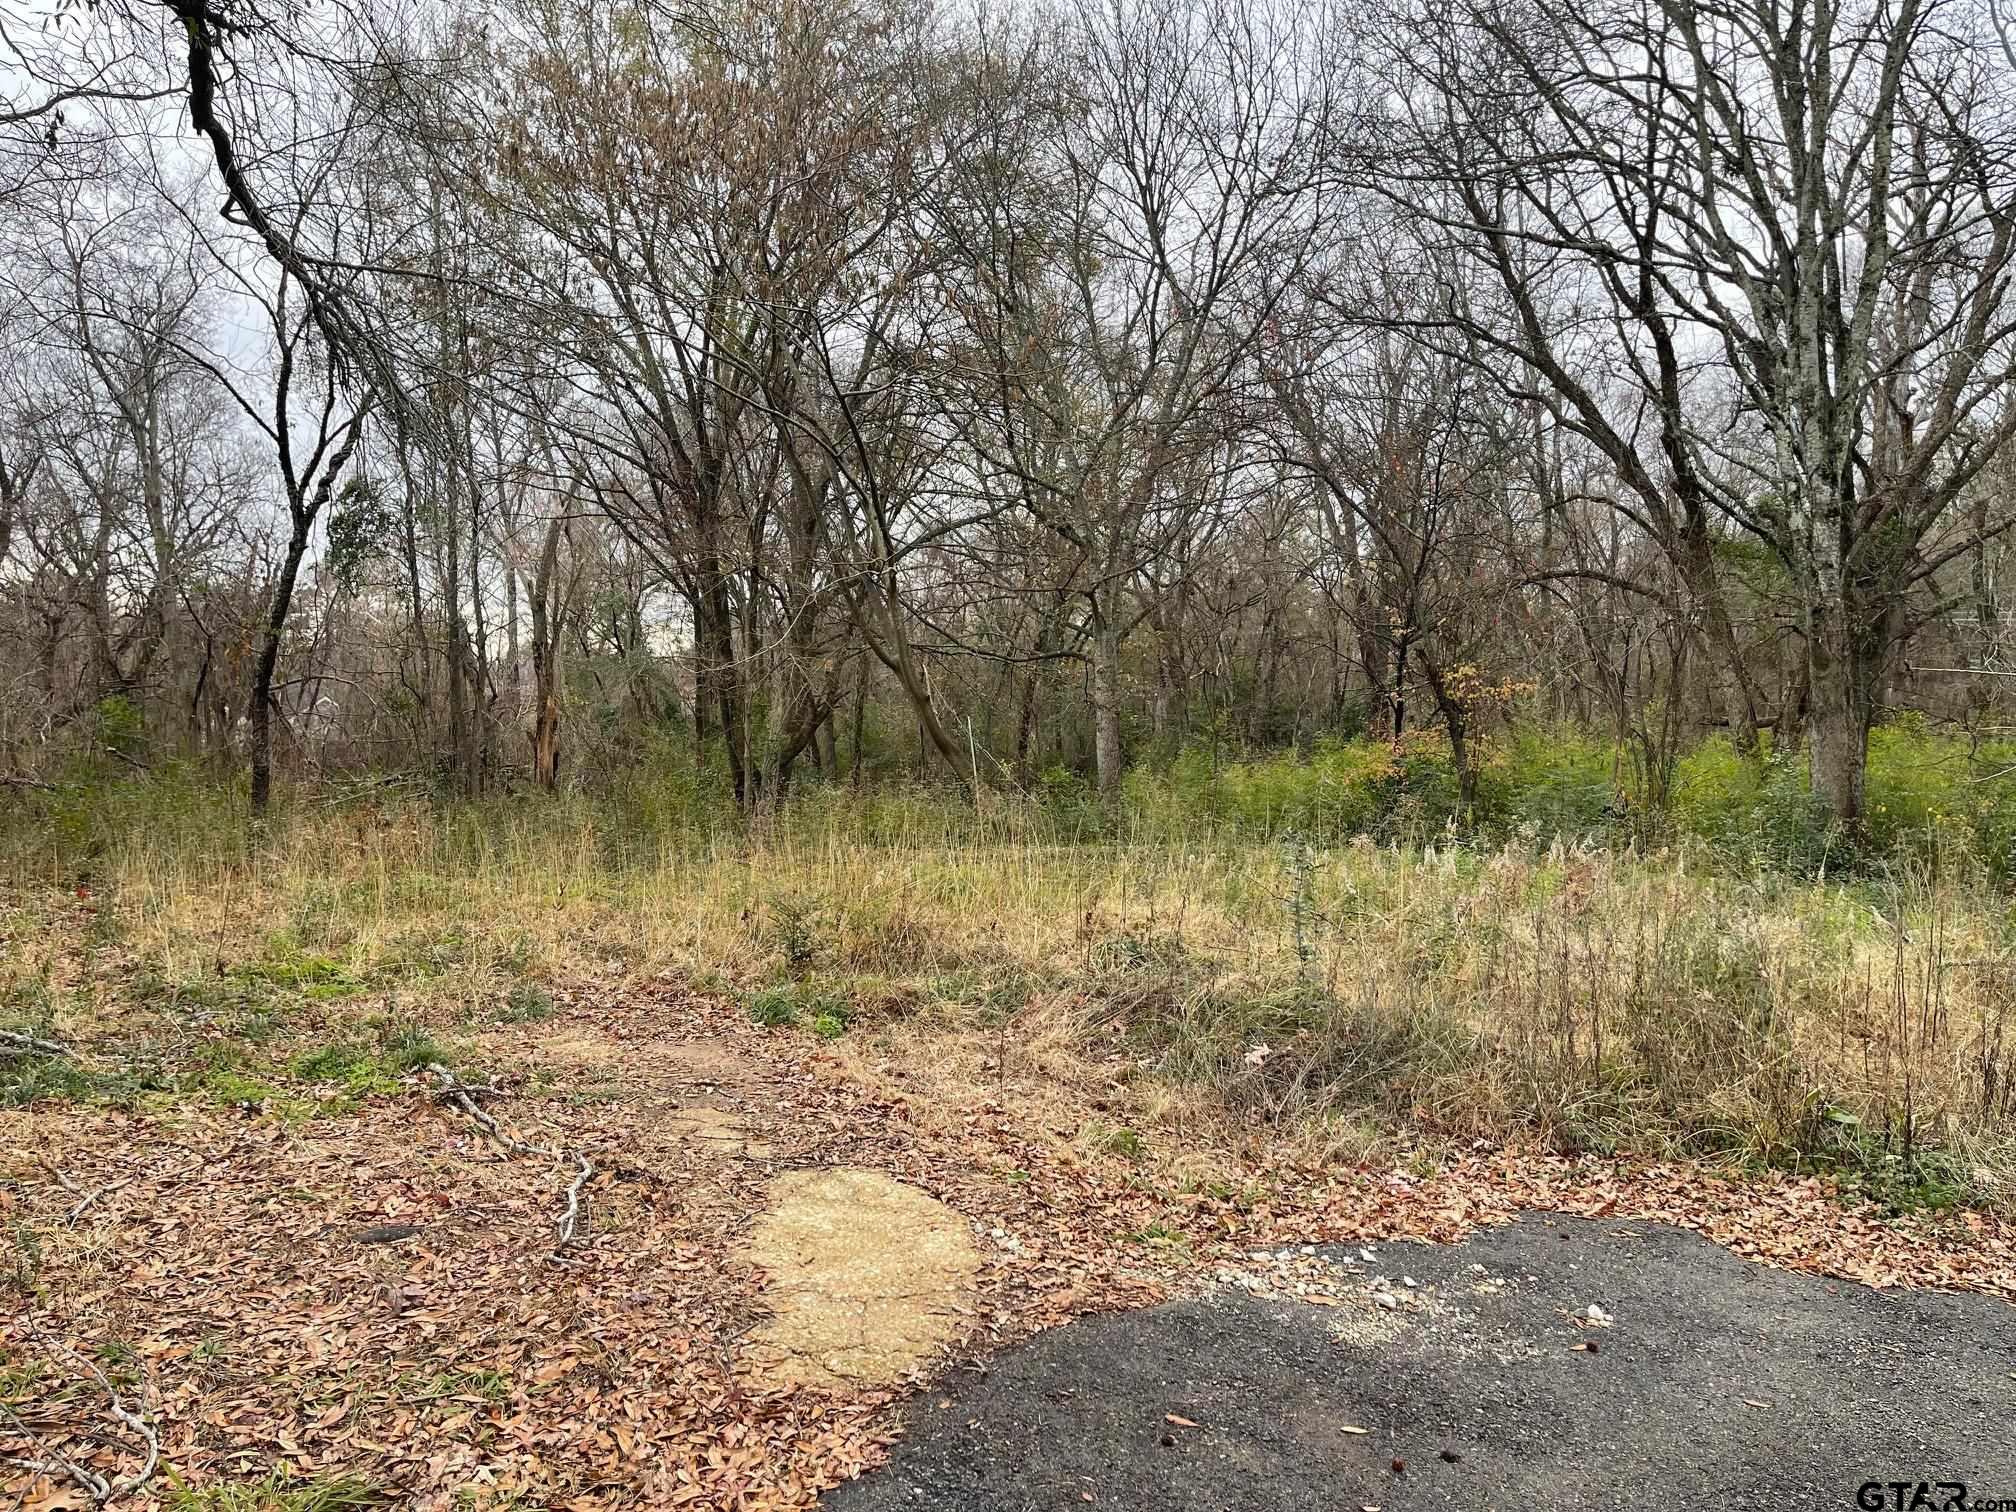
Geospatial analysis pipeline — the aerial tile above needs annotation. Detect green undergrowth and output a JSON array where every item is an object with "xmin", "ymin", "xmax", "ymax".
[
  {"xmin": 5, "ymin": 733, "xmax": 2016, "ymax": 1214},
  {"xmin": 7, "ymin": 713, "xmax": 2015, "ymax": 885},
  {"xmin": 162, "ymin": 1471, "xmax": 386, "ymax": 1511},
  {"xmin": 1, "ymin": 1011, "xmax": 460, "ymax": 1122}
]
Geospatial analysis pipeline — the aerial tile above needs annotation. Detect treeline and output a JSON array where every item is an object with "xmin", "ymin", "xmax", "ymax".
[{"xmin": 1, "ymin": 0, "xmax": 2014, "ymax": 824}]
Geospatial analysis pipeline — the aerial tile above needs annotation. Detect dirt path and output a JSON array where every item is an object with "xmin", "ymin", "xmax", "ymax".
[{"xmin": 7, "ymin": 986, "xmax": 2016, "ymax": 1510}]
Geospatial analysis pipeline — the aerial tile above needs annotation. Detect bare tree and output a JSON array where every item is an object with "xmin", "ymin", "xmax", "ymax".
[{"xmin": 1377, "ymin": 0, "xmax": 2016, "ymax": 822}]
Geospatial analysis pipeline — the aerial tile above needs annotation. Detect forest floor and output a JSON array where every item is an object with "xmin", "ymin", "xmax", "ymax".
[{"xmin": 6, "ymin": 962, "xmax": 2016, "ymax": 1511}]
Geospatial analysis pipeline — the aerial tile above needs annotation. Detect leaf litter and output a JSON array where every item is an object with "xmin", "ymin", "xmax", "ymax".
[{"xmin": 4, "ymin": 981, "xmax": 2015, "ymax": 1508}]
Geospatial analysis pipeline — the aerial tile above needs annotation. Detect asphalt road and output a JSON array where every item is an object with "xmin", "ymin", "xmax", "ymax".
[{"xmin": 827, "ymin": 1213, "xmax": 2016, "ymax": 1512}]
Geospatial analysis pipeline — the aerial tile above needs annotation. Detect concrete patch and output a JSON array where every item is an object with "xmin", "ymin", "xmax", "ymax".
[{"xmin": 740, "ymin": 1168, "xmax": 980, "ymax": 1390}]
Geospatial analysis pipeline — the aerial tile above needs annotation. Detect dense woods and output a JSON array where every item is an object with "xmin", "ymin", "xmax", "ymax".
[{"xmin": 4, "ymin": 0, "xmax": 2016, "ymax": 839}]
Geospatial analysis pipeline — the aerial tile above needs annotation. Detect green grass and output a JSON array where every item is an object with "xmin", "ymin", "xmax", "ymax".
[
  {"xmin": 0, "ymin": 1048, "xmax": 122, "ymax": 1107},
  {"xmin": 496, "ymin": 982, "xmax": 554, "ymax": 1024},
  {"xmin": 163, "ymin": 1471, "xmax": 385, "ymax": 1510}
]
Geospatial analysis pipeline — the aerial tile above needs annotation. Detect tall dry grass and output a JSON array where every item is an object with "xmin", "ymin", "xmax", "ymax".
[{"xmin": 3, "ymin": 785, "xmax": 2012, "ymax": 1207}]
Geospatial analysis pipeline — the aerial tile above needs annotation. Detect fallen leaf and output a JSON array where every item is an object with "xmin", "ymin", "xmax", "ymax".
[
  {"xmin": 1164, "ymin": 1413, "xmax": 1199, "ymax": 1428},
  {"xmin": 1339, "ymin": 1424, "xmax": 1370, "ymax": 1435}
]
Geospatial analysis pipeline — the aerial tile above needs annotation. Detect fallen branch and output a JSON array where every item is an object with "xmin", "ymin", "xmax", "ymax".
[
  {"xmin": 35, "ymin": 1159, "xmax": 140, "ymax": 1226},
  {"xmin": 12, "ymin": 1333, "xmax": 159, "ymax": 1504},
  {"xmin": 4, "ymin": 1399, "xmax": 110, "ymax": 1503},
  {"xmin": 0, "ymin": 1029, "xmax": 73, "ymax": 1059},
  {"xmin": 427, "ymin": 1064, "xmax": 594, "ymax": 1257}
]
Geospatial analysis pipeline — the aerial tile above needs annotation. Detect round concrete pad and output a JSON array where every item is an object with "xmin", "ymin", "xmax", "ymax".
[{"xmin": 827, "ymin": 1213, "xmax": 2016, "ymax": 1510}]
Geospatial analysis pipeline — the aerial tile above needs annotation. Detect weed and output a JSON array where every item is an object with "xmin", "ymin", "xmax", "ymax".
[
  {"xmin": 1124, "ymin": 1219, "xmax": 1191, "ymax": 1258},
  {"xmin": 8, "ymin": 1222, "xmax": 41, "ymax": 1295},
  {"xmin": 163, "ymin": 1471, "xmax": 386, "ymax": 1510},
  {"xmin": 230, "ymin": 938, "xmax": 358, "ymax": 994},
  {"xmin": 498, "ymin": 982, "xmax": 554, "ymax": 1024},
  {"xmin": 745, "ymin": 985, "xmax": 799, "ymax": 1027},
  {"xmin": 6, "ymin": 774, "xmax": 2015, "ymax": 1210},
  {"xmin": 0, "ymin": 1351, "xmax": 47, "ymax": 1401},
  {"xmin": 376, "ymin": 1023, "xmax": 446, "ymax": 1074},
  {"xmin": 409, "ymin": 1367, "xmax": 513, "ymax": 1404},
  {"xmin": 288, "ymin": 1042, "xmax": 376, "ymax": 1081},
  {"xmin": 0, "ymin": 1050, "xmax": 113, "ymax": 1107},
  {"xmin": 285, "ymin": 1041, "xmax": 401, "ymax": 1106},
  {"xmin": 768, "ymin": 894, "xmax": 824, "ymax": 976},
  {"xmin": 199, "ymin": 1069, "xmax": 311, "ymax": 1120},
  {"xmin": 1085, "ymin": 1120, "xmax": 1147, "ymax": 1160}
]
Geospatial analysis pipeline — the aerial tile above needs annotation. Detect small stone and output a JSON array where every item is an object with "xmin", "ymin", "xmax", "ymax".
[{"xmin": 1439, "ymin": 1448, "xmax": 1461, "ymax": 1463}]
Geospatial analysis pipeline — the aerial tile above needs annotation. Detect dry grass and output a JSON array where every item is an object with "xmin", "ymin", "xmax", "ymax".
[{"xmin": 4, "ymin": 789, "xmax": 2014, "ymax": 1209}]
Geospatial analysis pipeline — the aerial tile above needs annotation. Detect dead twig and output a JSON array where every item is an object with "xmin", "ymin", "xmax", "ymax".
[
  {"xmin": 427, "ymin": 1064, "xmax": 594, "ymax": 1257},
  {"xmin": 34, "ymin": 1157, "xmax": 86, "ymax": 1203},
  {"xmin": 556, "ymin": 1152, "xmax": 592, "ymax": 1247},
  {"xmin": 3, "ymin": 1400, "xmax": 109, "ymax": 1503},
  {"xmin": 30, "ymin": 1158, "xmax": 131, "ymax": 1225},
  {"xmin": 0, "ymin": 1030, "xmax": 73, "ymax": 1059},
  {"xmin": 11, "ymin": 1333, "xmax": 159, "ymax": 1504}
]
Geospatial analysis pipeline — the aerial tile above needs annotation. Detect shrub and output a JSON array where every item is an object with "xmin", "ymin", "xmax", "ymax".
[{"xmin": 745, "ymin": 986, "xmax": 799, "ymax": 1027}]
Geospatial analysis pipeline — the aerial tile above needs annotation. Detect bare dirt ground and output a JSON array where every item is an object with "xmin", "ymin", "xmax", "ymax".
[{"xmin": 6, "ymin": 981, "xmax": 2016, "ymax": 1509}]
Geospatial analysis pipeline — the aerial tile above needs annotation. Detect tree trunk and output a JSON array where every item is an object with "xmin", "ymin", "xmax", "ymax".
[
  {"xmin": 1090, "ymin": 606, "xmax": 1123, "ymax": 797},
  {"xmin": 250, "ymin": 423, "xmax": 365, "ymax": 819},
  {"xmin": 695, "ymin": 554, "xmax": 749, "ymax": 804},
  {"xmin": 1678, "ymin": 519, "xmax": 1763, "ymax": 757},
  {"xmin": 1806, "ymin": 599, "xmax": 1879, "ymax": 826},
  {"xmin": 849, "ymin": 656, "xmax": 868, "ymax": 787},
  {"xmin": 528, "ymin": 517, "xmax": 566, "ymax": 791},
  {"xmin": 250, "ymin": 522, "xmax": 313, "ymax": 818},
  {"xmin": 1423, "ymin": 660, "xmax": 1476, "ymax": 811}
]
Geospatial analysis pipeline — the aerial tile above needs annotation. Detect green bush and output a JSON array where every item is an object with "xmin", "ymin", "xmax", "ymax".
[
  {"xmin": 1122, "ymin": 736, "xmax": 1475, "ymax": 843},
  {"xmin": 1491, "ymin": 727, "xmax": 1618, "ymax": 839}
]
